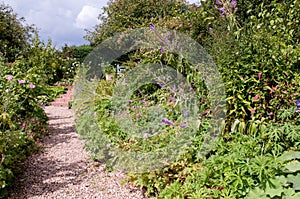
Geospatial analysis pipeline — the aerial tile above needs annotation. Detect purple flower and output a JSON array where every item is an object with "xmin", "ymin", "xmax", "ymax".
[
  {"xmin": 162, "ymin": 118, "xmax": 174, "ymax": 126},
  {"xmin": 7, "ymin": 75, "xmax": 13, "ymax": 81},
  {"xmin": 294, "ymin": 100, "xmax": 300, "ymax": 107},
  {"xmin": 230, "ymin": 0, "xmax": 237, "ymax": 8},
  {"xmin": 180, "ymin": 123, "xmax": 187, "ymax": 128},
  {"xmin": 219, "ymin": 7, "xmax": 225, "ymax": 13},
  {"xmin": 160, "ymin": 46, "xmax": 165, "ymax": 53},
  {"xmin": 29, "ymin": 83, "xmax": 35, "ymax": 89},
  {"xmin": 144, "ymin": 133, "xmax": 150, "ymax": 139},
  {"xmin": 293, "ymin": 100, "xmax": 300, "ymax": 112},
  {"xmin": 182, "ymin": 109, "xmax": 188, "ymax": 117},
  {"xmin": 169, "ymin": 96, "xmax": 176, "ymax": 103},
  {"xmin": 18, "ymin": 80, "xmax": 26, "ymax": 84},
  {"xmin": 149, "ymin": 22, "xmax": 155, "ymax": 30},
  {"xmin": 216, "ymin": 0, "xmax": 222, "ymax": 5},
  {"xmin": 209, "ymin": 27, "xmax": 213, "ymax": 33}
]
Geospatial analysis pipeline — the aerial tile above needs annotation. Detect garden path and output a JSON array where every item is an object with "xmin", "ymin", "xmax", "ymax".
[{"xmin": 9, "ymin": 105, "xmax": 146, "ymax": 198}]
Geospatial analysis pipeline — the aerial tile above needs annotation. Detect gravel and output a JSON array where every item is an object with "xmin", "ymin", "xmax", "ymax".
[{"xmin": 8, "ymin": 106, "xmax": 147, "ymax": 199}]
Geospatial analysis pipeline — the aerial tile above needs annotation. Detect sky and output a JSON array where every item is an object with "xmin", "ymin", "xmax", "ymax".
[{"xmin": 2, "ymin": 0, "xmax": 201, "ymax": 48}]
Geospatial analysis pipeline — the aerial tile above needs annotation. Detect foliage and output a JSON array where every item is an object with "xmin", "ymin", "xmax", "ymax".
[
  {"xmin": 85, "ymin": 0, "xmax": 190, "ymax": 45},
  {"xmin": 74, "ymin": 0, "xmax": 300, "ymax": 198},
  {"xmin": 58, "ymin": 44, "xmax": 94, "ymax": 84},
  {"xmin": 0, "ymin": 3, "xmax": 35, "ymax": 62},
  {"xmin": 61, "ymin": 44, "xmax": 93, "ymax": 63},
  {"xmin": 200, "ymin": 0, "xmax": 300, "ymax": 128},
  {"xmin": 245, "ymin": 151, "xmax": 300, "ymax": 199},
  {"xmin": 0, "ymin": 60, "xmax": 48, "ymax": 196},
  {"xmin": 0, "ymin": 36, "xmax": 70, "ymax": 196}
]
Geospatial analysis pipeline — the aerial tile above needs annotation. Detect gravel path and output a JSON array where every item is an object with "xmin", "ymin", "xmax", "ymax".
[{"xmin": 9, "ymin": 106, "xmax": 146, "ymax": 199}]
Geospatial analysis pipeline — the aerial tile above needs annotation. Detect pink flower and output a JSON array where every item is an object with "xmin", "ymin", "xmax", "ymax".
[
  {"xmin": 20, "ymin": 121, "xmax": 26, "ymax": 129},
  {"xmin": 18, "ymin": 80, "xmax": 26, "ymax": 84},
  {"xmin": 7, "ymin": 75, "xmax": 13, "ymax": 81},
  {"xmin": 258, "ymin": 72, "xmax": 262, "ymax": 80},
  {"xmin": 253, "ymin": 95, "xmax": 259, "ymax": 101},
  {"xmin": 29, "ymin": 83, "xmax": 35, "ymax": 89},
  {"xmin": 143, "ymin": 133, "xmax": 150, "ymax": 139}
]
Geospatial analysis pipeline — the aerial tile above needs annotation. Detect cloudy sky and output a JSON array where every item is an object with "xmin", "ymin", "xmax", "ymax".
[{"xmin": 2, "ymin": 0, "xmax": 200, "ymax": 48}]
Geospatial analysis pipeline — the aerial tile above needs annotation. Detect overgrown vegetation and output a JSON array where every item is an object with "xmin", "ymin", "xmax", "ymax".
[
  {"xmin": 74, "ymin": 0, "xmax": 300, "ymax": 198},
  {"xmin": 1, "ymin": 0, "xmax": 299, "ymax": 198},
  {"xmin": 0, "ymin": 3, "xmax": 81, "ymax": 196}
]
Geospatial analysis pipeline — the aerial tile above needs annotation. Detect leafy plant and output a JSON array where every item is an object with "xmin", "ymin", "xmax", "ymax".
[
  {"xmin": 245, "ymin": 151, "xmax": 300, "ymax": 199},
  {"xmin": 74, "ymin": 0, "xmax": 300, "ymax": 198}
]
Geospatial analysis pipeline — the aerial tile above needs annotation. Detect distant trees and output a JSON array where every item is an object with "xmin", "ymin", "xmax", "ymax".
[
  {"xmin": 0, "ymin": 3, "xmax": 35, "ymax": 62},
  {"xmin": 61, "ymin": 44, "xmax": 93, "ymax": 63}
]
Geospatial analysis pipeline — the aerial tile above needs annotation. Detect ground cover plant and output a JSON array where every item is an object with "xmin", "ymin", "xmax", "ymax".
[{"xmin": 74, "ymin": 0, "xmax": 300, "ymax": 198}]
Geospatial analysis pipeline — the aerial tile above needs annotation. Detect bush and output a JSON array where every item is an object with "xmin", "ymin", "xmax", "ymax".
[
  {"xmin": 0, "ymin": 37, "xmax": 70, "ymax": 196},
  {"xmin": 74, "ymin": 0, "xmax": 300, "ymax": 198},
  {"xmin": 0, "ymin": 60, "xmax": 48, "ymax": 196}
]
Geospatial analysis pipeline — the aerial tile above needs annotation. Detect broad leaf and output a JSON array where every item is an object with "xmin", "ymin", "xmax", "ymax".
[
  {"xmin": 279, "ymin": 151, "xmax": 300, "ymax": 162},
  {"xmin": 285, "ymin": 161, "xmax": 300, "ymax": 173}
]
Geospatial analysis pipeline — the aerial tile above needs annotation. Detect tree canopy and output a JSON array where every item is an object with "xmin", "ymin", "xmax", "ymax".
[
  {"xmin": 0, "ymin": 3, "xmax": 35, "ymax": 62},
  {"xmin": 85, "ymin": 0, "xmax": 190, "ymax": 45}
]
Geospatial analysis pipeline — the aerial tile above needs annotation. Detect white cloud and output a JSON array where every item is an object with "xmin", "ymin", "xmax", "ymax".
[
  {"xmin": 1, "ymin": 0, "xmax": 200, "ymax": 47},
  {"xmin": 75, "ymin": 5, "xmax": 100, "ymax": 29},
  {"xmin": 2, "ymin": 0, "xmax": 105, "ymax": 47}
]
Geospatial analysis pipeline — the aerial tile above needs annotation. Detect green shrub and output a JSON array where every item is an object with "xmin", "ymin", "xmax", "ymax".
[
  {"xmin": 74, "ymin": 0, "xmax": 300, "ymax": 198},
  {"xmin": 0, "ymin": 38, "xmax": 68, "ymax": 195}
]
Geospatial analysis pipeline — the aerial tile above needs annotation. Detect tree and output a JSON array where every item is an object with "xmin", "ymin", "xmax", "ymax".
[
  {"xmin": 0, "ymin": 3, "xmax": 35, "ymax": 62},
  {"xmin": 61, "ymin": 44, "xmax": 93, "ymax": 63},
  {"xmin": 85, "ymin": 0, "xmax": 191, "ymax": 45}
]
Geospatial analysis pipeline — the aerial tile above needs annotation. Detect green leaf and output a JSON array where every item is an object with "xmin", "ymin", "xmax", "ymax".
[
  {"xmin": 291, "ymin": 192, "xmax": 300, "ymax": 198},
  {"xmin": 286, "ymin": 174, "xmax": 300, "ymax": 191},
  {"xmin": 265, "ymin": 178, "xmax": 285, "ymax": 197},
  {"xmin": 242, "ymin": 100, "xmax": 251, "ymax": 106},
  {"xmin": 245, "ymin": 187, "xmax": 268, "ymax": 199},
  {"xmin": 277, "ymin": 175, "xmax": 289, "ymax": 187},
  {"xmin": 279, "ymin": 151, "xmax": 300, "ymax": 162},
  {"xmin": 265, "ymin": 188, "xmax": 284, "ymax": 198},
  {"xmin": 282, "ymin": 188, "xmax": 297, "ymax": 198},
  {"xmin": 285, "ymin": 161, "xmax": 300, "ymax": 173}
]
